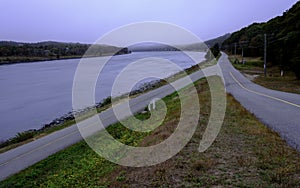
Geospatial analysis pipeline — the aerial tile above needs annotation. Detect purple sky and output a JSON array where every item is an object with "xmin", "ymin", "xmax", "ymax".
[{"xmin": 0, "ymin": 0, "xmax": 297, "ymax": 44}]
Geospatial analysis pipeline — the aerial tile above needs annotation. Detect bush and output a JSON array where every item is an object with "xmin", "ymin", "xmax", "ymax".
[
  {"xmin": 205, "ymin": 43, "xmax": 220, "ymax": 60},
  {"xmin": 101, "ymin": 97, "xmax": 112, "ymax": 107},
  {"xmin": 0, "ymin": 130, "xmax": 37, "ymax": 149},
  {"xmin": 10, "ymin": 130, "xmax": 37, "ymax": 144}
]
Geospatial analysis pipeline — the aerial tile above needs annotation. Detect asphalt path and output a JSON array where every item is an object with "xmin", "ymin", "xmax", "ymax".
[
  {"xmin": 1, "ymin": 53, "xmax": 300, "ymax": 181},
  {"xmin": 219, "ymin": 53, "xmax": 300, "ymax": 151}
]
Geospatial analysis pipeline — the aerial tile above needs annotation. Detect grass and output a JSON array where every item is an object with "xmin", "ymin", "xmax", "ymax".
[
  {"xmin": 229, "ymin": 55, "xmax": 300, "ymax": 94},
  {"xmin": 1, "ymin": 78, "xmax": 300, "ymax": 187},
  {"xmin": 0, "ymin": 120, "xmax": 75, "ymax": 154}
]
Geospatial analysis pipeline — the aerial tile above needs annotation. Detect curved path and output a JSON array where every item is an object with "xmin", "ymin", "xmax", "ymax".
[{"xmin": 219, "ymin": 53, "xmax": 300, "ymax": 151}]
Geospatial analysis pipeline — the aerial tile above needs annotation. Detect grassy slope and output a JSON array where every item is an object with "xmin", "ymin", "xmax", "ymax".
[
  {"xmin": 1, "ymin": 78, "xmax": 299, "ymax": 187},
  {"xmin": 229, "ymin": 55, "xmax": 300, "ymax": 94}
]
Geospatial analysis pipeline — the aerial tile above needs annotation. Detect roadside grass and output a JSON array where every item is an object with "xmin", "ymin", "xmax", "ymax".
[
  {"xmin": 0, "ymin": 120, "xmax": 75, "ymax": 154},
  {"xmin": 229, "ymin": 55, "xmax": 265, "ymax": 74},
  {"xmin": 229, "ymin": 55, "xmax": 300, "ymax": 94},
  {"xmin": 0, "ymin": 57, "xmax": 217, "ymax": 153},
  {"xmin": 254, "ymin": 76, "xmax": 300, "ymax": 94},
  {"xmin": 1, "ymin": 78, "xmax": 300, "ymax": 187}
]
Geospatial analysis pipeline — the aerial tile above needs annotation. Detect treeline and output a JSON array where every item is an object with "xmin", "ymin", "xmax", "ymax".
[
  {"xmin": 222, "ymin": 1, "xmax": 300, "ymax": 78},
  {"xmin": 0, "ymin": 41, "xmax": 129, "ymax": 63}
]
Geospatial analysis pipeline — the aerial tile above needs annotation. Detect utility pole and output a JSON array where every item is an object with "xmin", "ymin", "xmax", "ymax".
[
  {"xmin": 234, "ymin": 43, "xmax": 237, "ymax": 56},
  {"xmin": 264, "ymin": 34, "xmax": 267, "ymax": 77},
  {"xmin": 239, "ymin": 41, "xmax": 248, "ymax": 64},
  {"xmin": 241, "ymin": 46, "xmax": 244, "ymax": 64}
]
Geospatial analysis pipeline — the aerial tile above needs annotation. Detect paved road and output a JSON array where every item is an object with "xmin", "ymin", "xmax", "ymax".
[
  {"xmin": 219, "ymin": 53, "xmax": 300, "ymax": 151},
  {"xmin": 1, "ymin": 53, "xmax": 300, "ymax": 181}
]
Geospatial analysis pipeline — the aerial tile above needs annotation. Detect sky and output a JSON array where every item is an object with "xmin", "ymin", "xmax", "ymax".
[{"xmin": 0, "ymin": 0, "xmax": 298, "ymax": 44}]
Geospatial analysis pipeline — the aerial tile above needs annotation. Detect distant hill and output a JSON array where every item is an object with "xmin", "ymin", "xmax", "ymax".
[
  {"xmin": 129, "ymin": 42, "xmax": 211, "ymax": 52},
  {"xmin": 0, "ymin": 41, "xmax": 89, "ymax": 47},
  {"xmin": 0, "ymin": 41, "xmax": 129, "ymax": 64},
  {"xmin": 104, "ymin": 33, "xmax": 231, "ymax": 52},
  {"xmin": 222, "ymin": 1, "xmax": 300, "ymax": 78},
  {"xmin": 128, "ymin": 42, "xmax": 180, "ymax": 52},
  {"xmin": 205, "ymin": 33, "xmax": 231, "ymax": 48},
  {"xmin": 172, "ymin": 34, "xmax": 230, "ymax": 52},
  {"xmin": 177, "ymin": 43, "xmax": 208, "ymax": 52}
]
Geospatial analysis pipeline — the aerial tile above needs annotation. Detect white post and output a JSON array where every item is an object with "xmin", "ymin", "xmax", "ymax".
[{"xmin": 148, "ymin": 99, "xmax": 157, "ymax": 112}]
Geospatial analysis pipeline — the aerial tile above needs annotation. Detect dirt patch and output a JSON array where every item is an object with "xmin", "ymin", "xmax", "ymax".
[
  {"xmin": 229, "ymin": 55, "xmax": 300, "ymax": 94},
  {"xmin": 243, "ymin": 73, "xmax": 260, "ymax": 81}
]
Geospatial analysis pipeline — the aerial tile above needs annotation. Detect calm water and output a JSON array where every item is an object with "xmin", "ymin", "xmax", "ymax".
[{"xmin": 0, "ymin": 51, "xmax": 205, "ymax": 141}]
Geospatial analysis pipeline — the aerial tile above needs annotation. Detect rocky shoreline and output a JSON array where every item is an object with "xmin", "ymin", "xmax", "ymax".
[{"xmin": 44, "ymin": 79, "xmax": 162, "ymax": 127}]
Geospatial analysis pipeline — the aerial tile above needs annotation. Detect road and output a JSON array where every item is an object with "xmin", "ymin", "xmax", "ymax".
[
  {"xmin": 1, "ymin": 53, "xmax": 300, "ymax": 181},
  {"xmin": 219, "ymin": 53, "xmax": 300, "ymax": 151}
]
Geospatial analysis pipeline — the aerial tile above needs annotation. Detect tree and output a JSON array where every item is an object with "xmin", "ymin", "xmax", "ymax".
[
  {"xmin": 211, "ymin": 43, "xmax": 220, "ymax": 57},
  {"xmin": 222, "ymin": 1, "xmax": 300, "ymax": 79},
  {"xmin": 205, "ymin": 43, "xmax": 220, "ymax": 60}
]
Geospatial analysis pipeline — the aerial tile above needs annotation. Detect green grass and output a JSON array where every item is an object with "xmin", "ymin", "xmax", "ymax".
[
  {"xmin": 229, "ymin": 55, "xmax": 264, "ymax": 71},
  {"xmin": 0, "ymin": 120, "xmax": 75, "ymax": 154},
  {"xmin": 1, "ymin": 78, "xmax": 300, "ymax": 187}
]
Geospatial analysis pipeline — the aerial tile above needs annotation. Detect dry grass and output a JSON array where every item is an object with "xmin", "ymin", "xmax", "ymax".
[
  {"xmin": 229, "ymin": 55, "xmax": 300, "ymax": 94},
  {"xmin": 100, "ymin": 79, "xmax": 300, "ymax": 187}
]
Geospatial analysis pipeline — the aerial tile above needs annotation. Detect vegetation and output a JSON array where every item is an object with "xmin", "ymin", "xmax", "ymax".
[
  {"xmin": 205, "ymin": 43, "xmax": 221, "ymax": 60},
  {"xmin": 223, "ymin": 1, "xmax": 300, "ymax": 79},
  {"xmin": 229, "ymin": 55, "xmax": 300, "ymax": 94},
  {"xmin": 0, "ymin": 41, "xmax": 129, "ymax": 64},
  {"xmin": 1, "ymin": 78, "xmax": 299, "ymax": 187}
]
